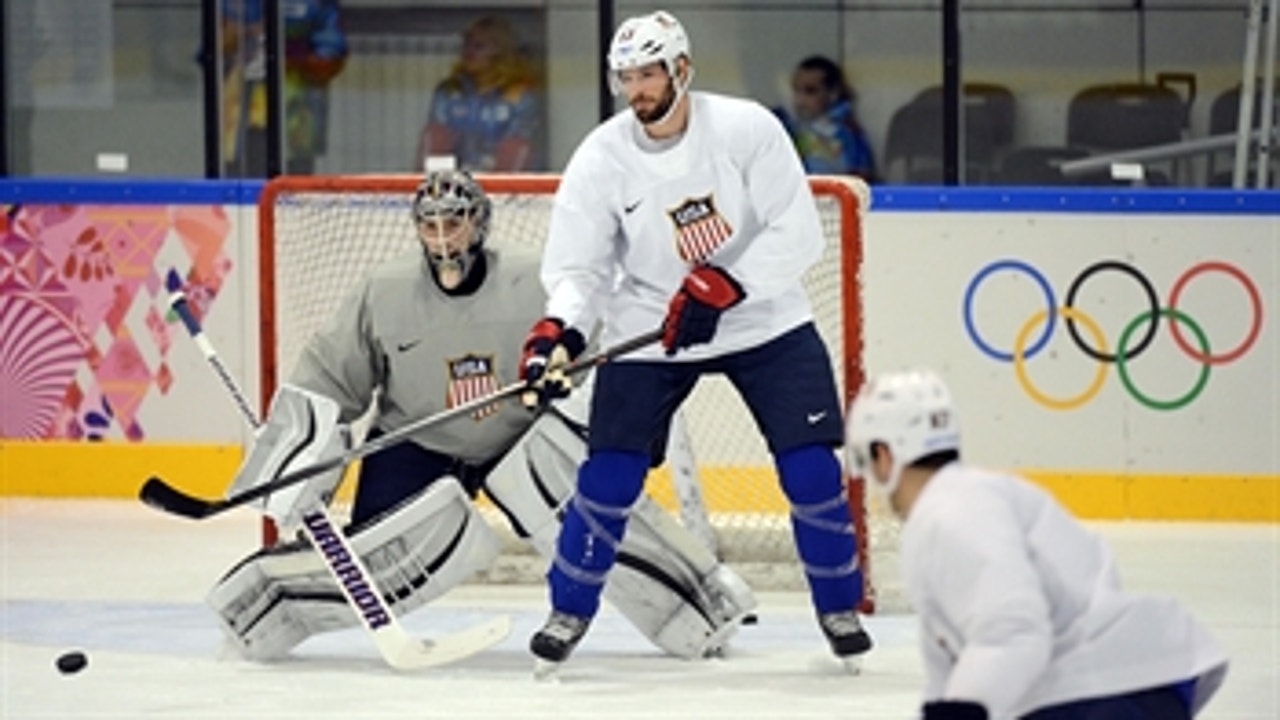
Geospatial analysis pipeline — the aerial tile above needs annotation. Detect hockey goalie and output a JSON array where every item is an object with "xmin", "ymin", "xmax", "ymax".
[{"xmin": 207, "ymin": 168, "xmax": 755, "ymax": 663}]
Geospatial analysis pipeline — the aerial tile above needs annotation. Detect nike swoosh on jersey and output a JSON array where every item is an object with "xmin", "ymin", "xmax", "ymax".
[
  {"xmin": 806, "ymin": 411, "xmax": 827, "ymax": 425},
  {"xmin": 397, "ymin": 339, "xmax": 422, "ymax": 352},
  {"xmin": 624, "ymin": 199, "xmax": 643, "ymax": 214}
]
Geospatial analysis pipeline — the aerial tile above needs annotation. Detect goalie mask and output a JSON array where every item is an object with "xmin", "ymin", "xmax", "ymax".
[
  {"xmin": 607, "ymin": 10, "xmax": 694, "ymax": 125},
  {"xmin": 412, "ymin": 169, "xmax": 491, "ymax": 290},
  {"xmin": 845, "ymin": 369, "xmax": 961, "ymax": 499}
]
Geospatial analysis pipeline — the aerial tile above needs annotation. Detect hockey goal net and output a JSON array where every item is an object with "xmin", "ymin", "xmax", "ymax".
[{"xmin": 259, "ymin": 174, "xmax": 888, "ymax": 611}]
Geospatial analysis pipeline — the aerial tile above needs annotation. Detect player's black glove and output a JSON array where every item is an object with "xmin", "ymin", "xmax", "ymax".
[
  {"xmin": 922, "ymin": 701, "xmax": 988, "ymax": 720},
  {"xmin": 519, "ymin": 317, "xmax": 586, "ymax": 410},
  {"xmin": 662, "ymin": 265, "xmax": 745, "ymax": 356}
]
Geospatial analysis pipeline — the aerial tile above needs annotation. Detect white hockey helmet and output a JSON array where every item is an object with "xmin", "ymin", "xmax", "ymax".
[
  {"xmin": 411, "ymin": 169, "xmax": 491, "ymax": 288},
  {"xmin": 607, "ymin": 10, "xmax": 691, "ymax": 95},
  {"xmin": 845, "ymin": 369, "xmax": 960, "ymax": 498}
]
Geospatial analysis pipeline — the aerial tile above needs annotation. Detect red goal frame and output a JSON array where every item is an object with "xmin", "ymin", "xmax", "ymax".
[{"xmin": 257, "ymin": 173, "xmax": 872, "ymax": 611}]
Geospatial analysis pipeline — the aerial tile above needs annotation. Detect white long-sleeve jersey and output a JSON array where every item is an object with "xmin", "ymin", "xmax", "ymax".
[
  {"xmin": 542, "ymin": 91, "xmax": 824, "ymax": 361},
  {"xmin": 901, "ymin": 464, "xmax": 1228, "ymax": 719}
]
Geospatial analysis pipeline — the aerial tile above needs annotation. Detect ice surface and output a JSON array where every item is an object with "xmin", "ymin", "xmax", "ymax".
[{"xmin": 2, "ymin": 499, "xmax": 1275, "ymax": 718}]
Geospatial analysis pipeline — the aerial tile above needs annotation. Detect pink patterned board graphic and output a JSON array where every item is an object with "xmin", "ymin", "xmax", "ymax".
[
  {"xmin": 0, "ymin": 294, "xmax": 83, "ymax": 437},
  {"xmin": 0, "ymin": 203, "xmax": 234, "ymax": 441}
]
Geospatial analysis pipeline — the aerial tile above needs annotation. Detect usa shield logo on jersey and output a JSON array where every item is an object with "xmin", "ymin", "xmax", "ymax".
[
  {"xmin": 446, "ymin": 354, "xmax": 500, "ymax": 420},
  {"xmin": 668, "ymin": 194, "xmax": 733, "ymax": 264}
]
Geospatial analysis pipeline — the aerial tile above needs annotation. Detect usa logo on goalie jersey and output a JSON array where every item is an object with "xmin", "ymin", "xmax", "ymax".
[
  {"xmin": 668, "ymin": 194, "xmax": 733, "ymax": 264},
  {"xmin": 446, "ymin": 354, "xmax": 501, "ymax": 420}
]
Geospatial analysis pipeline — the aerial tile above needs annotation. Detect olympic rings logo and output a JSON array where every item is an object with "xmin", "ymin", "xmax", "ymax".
[{"xmin": 963, "ymin": 259, "xmax": 1265, "ymax": 411}]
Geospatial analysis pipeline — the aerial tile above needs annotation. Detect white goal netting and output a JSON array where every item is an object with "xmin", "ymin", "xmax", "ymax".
[{"xmin": 259, "ymin": 173, "xmax": 899, "ymax": 611}]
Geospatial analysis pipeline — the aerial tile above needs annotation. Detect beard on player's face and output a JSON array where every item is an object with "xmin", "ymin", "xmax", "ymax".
[{"xmin": 630, "ymin": 81, "xmax": 677, "ymax": 124}]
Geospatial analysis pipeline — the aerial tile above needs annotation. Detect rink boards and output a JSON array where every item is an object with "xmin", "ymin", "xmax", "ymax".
[{"xmin": 0, "ymin": 181, "xmax": 1276, "ymax": 521}]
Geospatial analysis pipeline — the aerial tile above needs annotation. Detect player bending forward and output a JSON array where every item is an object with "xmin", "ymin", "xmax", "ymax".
[
  {"xmin": 207, "ymin": 169, "xmax": 756, "ymax": 662},
  {"xmin": 519, "ymin": 10, "xmax": 872, "ymax": 674},
  {"xmin": 846, "ymin": 369, "xmax": 1228, "ymax": 720}
]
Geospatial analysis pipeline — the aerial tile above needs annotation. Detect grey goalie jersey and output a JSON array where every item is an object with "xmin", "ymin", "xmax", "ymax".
[{"xmin": 288, "ymin": 247, "xmax": 545, "ymax": 463}]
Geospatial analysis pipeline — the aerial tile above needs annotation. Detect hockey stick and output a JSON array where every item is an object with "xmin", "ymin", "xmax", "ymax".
[
  {"xmin": 668, "ymin": 410, "xmax": 721, "ymax": 559},
  {"xmin": 293, "ymin": 506, "xmax": 510, "ymax": 670},
  {"xmin": 667, "ymin": 411, "xmax": 760, "ymax": 624},
  {"xmin": 159, "ymin": 269, "xmax": 510, "ymax": 670},
  {"xmin": 141, "ymin": 315, "xmax": 664, "ymax": 521}
]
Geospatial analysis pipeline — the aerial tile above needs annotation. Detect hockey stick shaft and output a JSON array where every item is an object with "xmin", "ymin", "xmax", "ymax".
[
  {"xmin": 293, "ymin": 504, "xmax": 509, "ymax": 670},
  {"xmin": 141, "ymin": 326, "xmax": 664, "ymax": 520},
  {"xmin": 668, "ymin": 410, "xmax": 721, "ymax": 559},
  {"xmin": 160, "ymin": 272, "xmax": 510, "ymax": 669},
  {"xmin": 165, "ymin": 270, "xmax": 261, "ymax": 430}
]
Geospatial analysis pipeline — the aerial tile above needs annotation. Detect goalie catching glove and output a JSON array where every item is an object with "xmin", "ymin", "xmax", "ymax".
[
  {"xmin": 519, "ymin": 317, "xmax": 586, "ymax": 409},
  {"xmin": 662, "ymin": 265, "xmax": 745, "ymax": 356}
]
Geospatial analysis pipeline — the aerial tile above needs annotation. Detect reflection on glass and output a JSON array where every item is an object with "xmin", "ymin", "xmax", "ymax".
[
  {"xmin": 415, "ymin": 15, "xmax": 543, "ymax": 173},
  {"xmin": 0, "ymin": 3, "xmax": 1261, "ymax": 186},
  {"xmin": 220, "ymin": 0, "xmax": 349, "ymax": 178}
]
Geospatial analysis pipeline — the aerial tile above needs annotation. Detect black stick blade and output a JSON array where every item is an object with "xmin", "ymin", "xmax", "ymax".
[{"xmin": 139, "ymin": 477, "xmax": 225, "ymax": 519}]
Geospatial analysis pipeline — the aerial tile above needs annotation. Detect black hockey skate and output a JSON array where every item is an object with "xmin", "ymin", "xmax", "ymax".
[
  {"xmin": 530, "ymin": 611, "xmax": 591, "ymax": 678},
  {"xmin": 818, "ymin": 610, "xmax": 873, "ymax": 673}
]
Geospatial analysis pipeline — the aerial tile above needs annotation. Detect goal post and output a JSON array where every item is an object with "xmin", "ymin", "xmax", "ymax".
[{"xmin": 258, "ymin": 173, "xmax": 879, "ymax": 611}]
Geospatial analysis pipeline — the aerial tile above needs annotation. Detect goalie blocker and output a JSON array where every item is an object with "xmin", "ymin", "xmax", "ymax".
[{"xmin": 209, "ymin": 381, "xmax": 756, "ymax": 661}]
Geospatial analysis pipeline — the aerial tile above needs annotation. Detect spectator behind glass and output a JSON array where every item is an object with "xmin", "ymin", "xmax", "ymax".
[
  {"xmin": 220, "ymin": 0, "xmax": 348, "ymax": 176},
  {"xmin": 773, "ymin": 55, "xmax": 877, "ymax": 182},
  {"xmin": 416, "ymin": 16, "xmax": 542, "ymax": 172}
]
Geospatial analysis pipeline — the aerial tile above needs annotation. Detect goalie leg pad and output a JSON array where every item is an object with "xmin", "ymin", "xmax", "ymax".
[
  {"xmin": 606, "ymin": 497, "xmax": 758, "ymax": 659},
  {"xmin": 208, "ymin": 475, "xmax": 500, "ymax": 661},
  {"xmin": 483, "ymin": 404, "xmax": 588, "ymax": 556},
  {"xmin": 206, "ymin": 559, "xmax": 317, "ymax": 662},
  {"xmin": 484, "ymin": 405, "xmax": 757, "ymax": 658},
  {"xmin": 228, "ymin": 383, "xmax": 351, "ymax": 531}
]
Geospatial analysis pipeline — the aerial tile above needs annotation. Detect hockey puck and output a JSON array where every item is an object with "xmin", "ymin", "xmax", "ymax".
[{"xmin": 55, "ymin": 650, "xmax": 88, "ymax": 675}]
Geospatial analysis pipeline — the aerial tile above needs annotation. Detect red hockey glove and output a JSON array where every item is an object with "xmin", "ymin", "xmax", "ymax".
[
  {"xmin": 922, "ymin": 701, "xmax": 988, "ymax": 720},
  {"xmin": 519, "ymin": 317, "xmax": 586, "ymax": 410},
  {"xmin": 662, "ymin": 266, "xmax": 746, "ymax": 356}
]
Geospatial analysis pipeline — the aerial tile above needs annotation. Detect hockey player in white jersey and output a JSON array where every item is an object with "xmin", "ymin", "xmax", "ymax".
[
  {"xmin": 208, "ymin": 168, "xmax": 755, "ymax": 663},
  {"xmin": 845, "ymin": 369, "xmax": 1229, "ymax": 720},
  {"xmin": 519, "ymin": 10, "xmax": 871, "ymax": 671}
]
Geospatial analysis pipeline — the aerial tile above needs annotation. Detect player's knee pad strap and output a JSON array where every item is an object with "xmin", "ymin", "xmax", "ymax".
[
  {"xmin": 790, "ymin": 493, "xmax": 858, "ymax": 538},
  {"xmin": 571, "ymin": 492, "xmax": 629, "ymax": 549},
  {"xmin": 777, "ymin": 444, "xmax": 855, "ymax": 537},
  {"xmin": 775, "ymin": 446, "xmax": 862, "ymax": 611},
  {"xmin": 208, "ymin": 476, "xmax": 499, "ymax": 661},
  {"xmin": 549, "ymin": 450, "xmax": 648, "ymax": 589}
]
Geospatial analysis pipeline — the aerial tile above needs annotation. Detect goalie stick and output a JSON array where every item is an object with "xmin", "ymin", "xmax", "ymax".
[
  {"xmin": 668, "ymin": 410, "xmax": 720, "ymax": 559},
  {"xmin": 159, "ymin": 269, "xmax": 510, "ymax": 670},
  {"xmin": 141, "ymin": 303, "xmax": 664, "ymax": 520}
]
